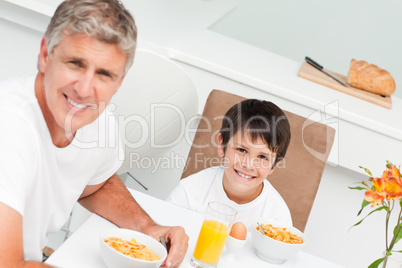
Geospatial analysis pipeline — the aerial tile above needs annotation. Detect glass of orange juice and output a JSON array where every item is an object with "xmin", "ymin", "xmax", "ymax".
[{"xmin": 190, "ymin": 202, "xmax": 237, "ymax": 267}]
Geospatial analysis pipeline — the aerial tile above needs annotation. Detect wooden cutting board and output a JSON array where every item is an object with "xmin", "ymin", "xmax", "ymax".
[{"xmin": 298, "ymin": 62, "xmax": 392, "ymax": 109}]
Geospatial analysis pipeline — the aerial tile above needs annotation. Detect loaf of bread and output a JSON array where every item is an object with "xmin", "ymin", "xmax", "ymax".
[{"xmin": 347, "ymin": 59, "xmax": 396, "ymax": 96}]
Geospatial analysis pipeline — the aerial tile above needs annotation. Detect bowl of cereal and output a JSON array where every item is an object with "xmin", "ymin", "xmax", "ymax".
[
  {"xmin": 100, "ymin": 228, "xmax": 167, "ymax": 268},
  {"xmin": 251, "ymin": 218, "xmax": 306, "ymax": 264}
]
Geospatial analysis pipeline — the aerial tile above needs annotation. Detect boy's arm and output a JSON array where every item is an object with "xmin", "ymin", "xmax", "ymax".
[
  {"xmin": 0, "ymin": 202, "xmax": 54, "ymax": 268},
  {"xmin": 165, "ymin": 182, "xmax": 191, "ymax": 209}
]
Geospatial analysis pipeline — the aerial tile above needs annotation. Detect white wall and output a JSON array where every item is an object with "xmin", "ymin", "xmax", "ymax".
[{"xmin": 0, "ymin": 17, "xmax": 43, "ymax": 79}]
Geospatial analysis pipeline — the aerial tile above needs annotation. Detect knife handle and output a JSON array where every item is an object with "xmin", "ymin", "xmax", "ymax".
[{"xmin": 305, "ymin": 57, "xmax": 323, "ymax": 70}]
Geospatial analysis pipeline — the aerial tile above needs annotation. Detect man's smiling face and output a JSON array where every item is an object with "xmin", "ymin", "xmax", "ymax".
[{"xmin": 38, "ymin": 33, "xmax": 127, "ymax": 134}]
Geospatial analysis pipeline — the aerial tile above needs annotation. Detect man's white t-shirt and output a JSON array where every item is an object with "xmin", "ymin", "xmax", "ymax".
[
  {"xmin": 0, "ymin": 75, "xmax": 123, "ymax": 261},
  {"xmin": 166, "ymin": 166, "xmax": 292, "ymax": 230}
]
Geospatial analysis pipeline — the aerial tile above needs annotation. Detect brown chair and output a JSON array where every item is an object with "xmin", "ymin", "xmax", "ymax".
[{"xmin": 181, "ymin": 90, "xmax": 335, "ymax": 232}]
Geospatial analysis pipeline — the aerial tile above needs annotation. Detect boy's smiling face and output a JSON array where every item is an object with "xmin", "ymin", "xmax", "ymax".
[{"xmin": 218, "ymin": 130, "xmax": 276, "ymax": 204}]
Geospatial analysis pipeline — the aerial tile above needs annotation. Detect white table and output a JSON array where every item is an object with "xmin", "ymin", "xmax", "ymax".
[{"xmin": 46, "ymin": 189, "xmax": 344, "ymax": 268}]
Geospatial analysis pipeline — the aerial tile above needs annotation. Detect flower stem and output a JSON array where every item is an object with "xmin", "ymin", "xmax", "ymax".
[
  {"xmin": 385, "ymin": 202, "xmax": 391, "ymax": 251},
  {"xmin": 383, "ymin": 201, "xmax": 402, "ymax": 268},
  {"xmin": 382, "ymin": 201, "xmax": 393, "ymax": 268},
  {"xmin": 383, "ymin": 255, "xmax": 388, "ymax": 268},
  {"xmin": 388, "ymin": 201, "xmax": 402, "ymax": 250}
]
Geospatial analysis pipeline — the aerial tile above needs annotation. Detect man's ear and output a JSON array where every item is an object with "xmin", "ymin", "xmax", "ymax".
[
  {"xmin": 38, "ymin": 37, "xmax": 49, "ymax": 73},
  {"xmin": 217, "ymin": 133, "xmax": 225, "ymax": 157},
  {"xmin": 114, "ymin": 74, "xmax": 126, "ymax": 94}
]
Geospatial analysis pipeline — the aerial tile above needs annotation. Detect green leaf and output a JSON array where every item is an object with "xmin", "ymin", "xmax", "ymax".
[
  {"xmin": 357, "ymin": 200, "xmax": 371, "ymax": 216},
  {"xmin": 384, "ymin": 205, "xmax": 390, "ymax": 213},
  {"xmin": 386, "ymin": 160, "xmax": 394, "ymax": 169},
  {"xmin": 359, "ymin": 166, "xmax": 373, "ymax": 176},
  {"xmin": 368, "ymin": 257, "xmax": 385, "ymax": 268},
  {"xmin": 393, "ymin": 222, "xmax": 402, "ymax": 245},
  {"xmin": 351, "ymin": 218, "xmax": 365, "ymax": 228},
  {"xmin": 368, "ymin": 206, "xmax": 386, "ymax": 215},
  {"xmin": 348, "ymin": 186, "xmax": 367, "ymax": 190},
  {"xmin": 351, "ymin": 206, "xmax": 386, "ymax": 229},
  {"xmin": 348, "ymin": 180, "xmax": 370, "ymax": 191}
]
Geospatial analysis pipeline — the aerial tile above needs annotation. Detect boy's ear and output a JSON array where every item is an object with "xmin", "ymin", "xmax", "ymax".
[
  {"xmin": 217, "ymin": 133, "xmax": 225, "ymax": 157},
  {"xmin": 268, "ymin": 157, "xmax": 280, "ymax": 175}
]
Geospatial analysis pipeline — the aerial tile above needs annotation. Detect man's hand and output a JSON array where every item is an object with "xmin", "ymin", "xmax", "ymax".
[
  {"xmin": 142, "ymin": 224, "xmax": 189, "ymax": 268},
  {"xmin": 79, "ymin": 174, "xmax": 189, "ymax": 267}
]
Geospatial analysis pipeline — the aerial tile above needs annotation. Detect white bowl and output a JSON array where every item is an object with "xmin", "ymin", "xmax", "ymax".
[
  {"xmin": 251, "ymin": 218, "xmax": 306, "ymax": 264},
  {"xmin": 100, "ymin": 228, "xmax": 167, "ymax": 268}
]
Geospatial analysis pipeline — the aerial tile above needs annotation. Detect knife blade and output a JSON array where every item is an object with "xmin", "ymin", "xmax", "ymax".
[{"xmin": 305, "ymin": 57, "xmax": 350, "ymax": 87}]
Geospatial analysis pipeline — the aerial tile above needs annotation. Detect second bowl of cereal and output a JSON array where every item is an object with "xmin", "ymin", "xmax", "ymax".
[{"xmin": 251, "ymin": 218, "xmax": 306, "ymax": 264}]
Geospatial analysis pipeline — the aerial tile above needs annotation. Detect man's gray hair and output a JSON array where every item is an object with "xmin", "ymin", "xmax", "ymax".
[{"xmin": 44, "ymin": 0, "xmax": 137, "ymax": 74}]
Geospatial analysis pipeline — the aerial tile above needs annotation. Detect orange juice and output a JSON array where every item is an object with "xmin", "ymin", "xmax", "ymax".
[{"xmin": 193, "ymin": 219, "xmax": 229, "ymax": 264}]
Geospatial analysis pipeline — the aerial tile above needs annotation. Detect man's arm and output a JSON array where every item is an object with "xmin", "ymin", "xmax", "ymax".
[
  {"xmin": 78, "ymin": 174, "xmax": 188, "ymax": 268},
  {"xmin": 78, "ymin": 173, "xmax": 154, "ymax": 230},
  {"xmin": 0, "ymin": 202, "xmax": 53, "ymax": 268}
]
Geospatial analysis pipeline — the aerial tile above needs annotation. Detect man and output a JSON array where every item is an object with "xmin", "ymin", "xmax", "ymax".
[{"xmin": 0, "ymin": 0, "xmax": 188, "ymax": 267}]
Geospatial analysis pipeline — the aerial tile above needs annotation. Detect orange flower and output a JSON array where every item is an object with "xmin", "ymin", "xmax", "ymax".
[
  {"xmin": 383, "ymin": 165, "xmax": 402, "ymax": 184},
  {"xmin": 384, "ymin": 177, "xmax": 402, "ymax": 200},
  {"xmin": 352, "ymin": 162, "xmax": 402, "ymax": 267},
  {"xmin": 365, "ymin": 177, "xmax": 386, "ymax": 207}
]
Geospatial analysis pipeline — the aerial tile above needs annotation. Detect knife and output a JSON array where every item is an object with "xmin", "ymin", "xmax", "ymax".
[{"xmin": 305, "ymin": 57, "xmax": 350, "ymax": 87}]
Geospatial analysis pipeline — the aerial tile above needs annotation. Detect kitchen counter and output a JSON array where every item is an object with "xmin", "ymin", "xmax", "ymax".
[{"xmin": 124, "ymin": 0, "xmax": 402, "ymax": 142}]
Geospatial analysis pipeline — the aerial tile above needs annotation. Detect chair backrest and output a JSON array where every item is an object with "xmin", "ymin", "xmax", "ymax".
[
  {"xmin": 181, "ymin": 90, "xmax": 335, "ymax": 232},
  {"xmin": 110, "ymin": 49, "xmax": 198, "ymax": 175}
]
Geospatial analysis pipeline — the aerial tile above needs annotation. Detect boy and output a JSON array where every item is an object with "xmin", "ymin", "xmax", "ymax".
[{"xmin": 167, "ymin": 99, "xmax": 292, "ymax": 230}]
